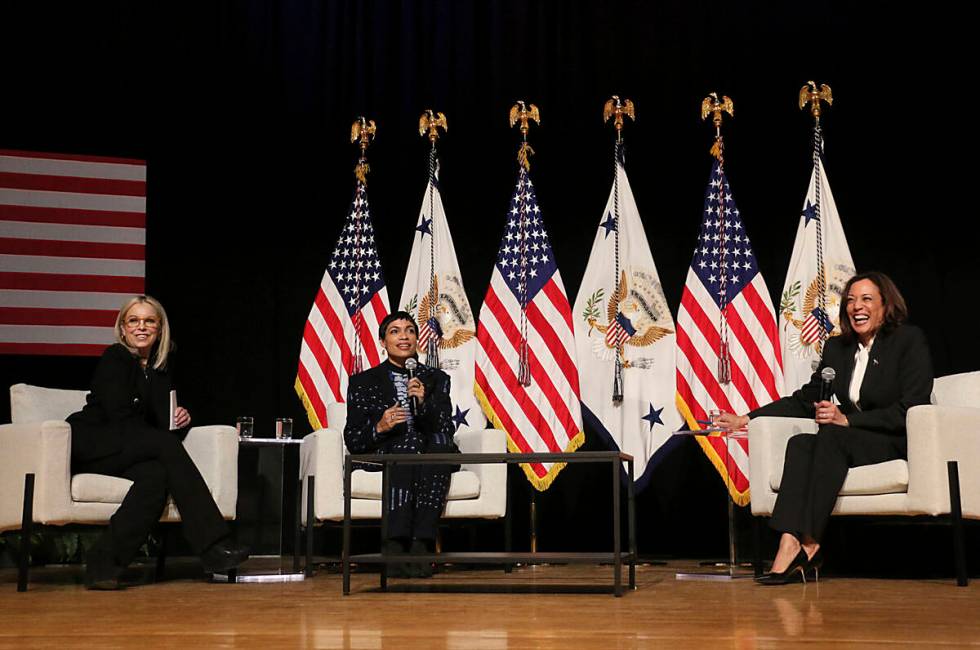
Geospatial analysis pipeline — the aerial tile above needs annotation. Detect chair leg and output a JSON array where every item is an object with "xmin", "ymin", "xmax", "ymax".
[
  {"xmin": 293, "ymin": 478, "xmax": 303, "ymax": 573},
  {"xmin": 947, "ymin": 461, "xmax": 968, "ymax": 587},
  {"xmin": 503, "ymin": 488, "xmax": 513, "ymax": 574},
  {"xmin": 17, "ymin": 474, "xmax": 35, "ymax": 593},
  {"xmin": 753, "ymin": 515, "xmax": 764, "ymax": 578},
  {"xmin": 305, "ymin": 476, "xmax": 315, "ymax": 578}
]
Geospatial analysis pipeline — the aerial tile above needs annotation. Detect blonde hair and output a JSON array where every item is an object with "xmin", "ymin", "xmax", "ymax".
[{"xmin": 115, "ymin": 295, "xmax": 174, "ymax": 370}]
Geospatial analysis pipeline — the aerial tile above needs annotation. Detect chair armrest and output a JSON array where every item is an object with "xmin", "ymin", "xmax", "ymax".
[
  {"xmin": 906, "ymin": 405, "xmax": 980, "ymax": 518},
  {"xmin": 454, "ymin": 428, "xmax": 508, "ymax": 518},
  {"xmin": 747, "ymin": 417, "xmax": 816, "ymax": 516},
  {"xmin": 182, "ymin": 425, "xmax": 239, "ymax": 519},
  {"xmin": 299, "ymin": 428, "xmax": 345, "ymax": 522},
  {"xmin": 0, "ymin": 420, "xmax": 73, "ymax": 530}
]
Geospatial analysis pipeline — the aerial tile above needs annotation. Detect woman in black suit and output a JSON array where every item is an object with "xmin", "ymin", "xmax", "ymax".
[
  {"xmin": 715, "ymin": 272, "xmax": 933, "ymax": 584},
  {"xmin": 68, "ymin": 295, "xmax": 248, "ymax": 589},
  {"xmin": 343, "ymin": 310, "xmax": 458, "ymax": 577}
]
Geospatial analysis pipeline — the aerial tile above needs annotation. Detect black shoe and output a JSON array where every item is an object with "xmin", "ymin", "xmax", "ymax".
[
  {"xmin": 407, "ymin": 539, "xmax": 434, "ymax": 579},
  {"xmin": 383, "ymin": 539, "xmax": 411, "ymax": 578},
  {"xmin": 84, "ymin": 549, "xmax": 125, "ymax": 591},
  {"xmin": 201, "ymin": 539, "xmax": 250, "ymax": 574},
  {"xmin": 756, "ymin": 548, "xmax": 808, "ymax": 585}
]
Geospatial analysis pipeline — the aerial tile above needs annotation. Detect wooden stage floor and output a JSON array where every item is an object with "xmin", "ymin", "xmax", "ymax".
[{"xmin": 2, "ymin": 560, "xmax": 979, "ymax": 648}]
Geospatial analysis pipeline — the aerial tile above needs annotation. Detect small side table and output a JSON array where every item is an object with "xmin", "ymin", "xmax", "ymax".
[{"xmin": 214, "ymin": 437, "xmax": 305, "ymax": 583}]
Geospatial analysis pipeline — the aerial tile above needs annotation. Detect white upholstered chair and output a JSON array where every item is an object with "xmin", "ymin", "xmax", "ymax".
[
  {"xmin": 297, "ymin": 402, "xmax": 508, "ymax": 572},
  {"xmin": 748, "ymin": 371, "xmax": 980, "ymax": 585},
  {"xmin": 0, "ymin": 383, "xmax": 238, "ymax": 591}
]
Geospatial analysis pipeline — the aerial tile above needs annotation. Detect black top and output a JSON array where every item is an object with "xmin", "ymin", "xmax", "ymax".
[
  {"xmin": 343, "ymin": 359, "xmax": 458, "ymax": 455},
  {"xmin": 67, "ymin": 343, "xmax": 185, "ymax": 462},
  {"xmin": 750, "ymin": 324, "xmax": 934, "ymax": 436}
]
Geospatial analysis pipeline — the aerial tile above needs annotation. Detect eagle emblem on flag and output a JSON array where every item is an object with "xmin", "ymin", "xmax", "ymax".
[
  {"xmin": 585, "ymin": 270, "xmax": 673, "ymax": 366},
  {"xmin": 779, "ymin": 267, "xmax": 851, "ymax": 356},
  {"xmin": 412, "ymin": 274, "xmax": 476, "ymax": 354}
]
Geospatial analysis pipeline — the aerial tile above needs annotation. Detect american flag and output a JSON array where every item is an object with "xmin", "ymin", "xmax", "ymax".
[
  {"xmin": 604, "ymin": 312, "xmax": 636, "ymax": 349},
  {"xmin": 675, "ymin": 159, "xmax": 783, "ymax": 505},
  {"xmin": 295, "ymin": 180, "xmax": 390, "ymax": 430},
  {"xmin": 475, "ymin": 166, "xmax": 583, "ymax": 490},
  {"xmin": 0, "ymin": 149, "xmax": 146, "ymax": 356},
  {"xmin": 417, "ymin": 316, "xmax": 442, "ymax": 353},
  {"xmin": 800, "ymin": 306, "xmax": 833, "ymax": 345}
]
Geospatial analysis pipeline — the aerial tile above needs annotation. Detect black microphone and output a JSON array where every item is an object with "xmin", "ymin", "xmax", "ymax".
[
  {"xmin": 404, "ymin": 357, "xmax": 419, "ymax": 416},
  {"xmin": 819, "ymin": 367, "xmax": 836, "ymax": 402}
]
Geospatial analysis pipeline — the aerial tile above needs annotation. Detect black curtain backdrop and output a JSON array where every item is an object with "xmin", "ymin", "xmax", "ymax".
[{"xmin": 1, "ymin": 1, "xmax": 972, "ymax": 563}]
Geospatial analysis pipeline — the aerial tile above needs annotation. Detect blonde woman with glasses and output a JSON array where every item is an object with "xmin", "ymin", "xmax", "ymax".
[{"xmin": 67, "ymin": 295, "xmax": 248, "ymax": 589}]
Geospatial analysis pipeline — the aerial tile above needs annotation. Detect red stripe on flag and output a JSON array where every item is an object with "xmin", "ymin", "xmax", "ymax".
[
  {"xmin": 723, "ymin": 305, "xmax": 779, "ymax": 405},
  {"xmin": 0, "ymin": 149, "xmax": 146, "ymax": 165},
  {"xmin": 314, "ymin": 289, "xmax": 354, "ymax": 375},
  {"xmin": 0, "ymin": 205, "xmax": 146, "ymax": 227},
  {"xmin": 0, "ymin": 272, "xmax": 144, "ymax": 293},
  {"xmin": 741, "ymin": 281, "xmax": 783, "ymax": 370},
  {"xmin": 475, "ymin": 365, "xmax": 548, "ymax": 478},
  {"xmin": 0, "ymin": 342, "xmax": 108, "ymax": 356},
  {"xmin": 355, "ymin": 310, "xmax": 380, "ymax": 368},
  {"xmin": 0, "ymin": 307, "xmax": 117, "ymax": 327},
  {"xmin": 0, "ymin": 171, "xmax": 146, "ymax": 196},
  {"xmin": 676, "ymin": 371, "xmax": 708, "ymax": 424},
  {"xmin": 302, "ymin": 324, "xmax": 344, "ymax": 403},
  {"xmin": 297, "ymin": 361, "xmax": 328, "ymax": 428},
  {"xmin": 526, "ymin": 299, "xmax": 581, "ymax": 397},
  {"xmin": 541, "ymin": 279, "xmax": 574, "ymax": 333},
  {"xmin": 0, "ymin": 238, "xmax": 144, "ymax": 260},
  {"xmin": 370, "ymin": 292, "xmax": 388, "ymax": 325},
  {"xmin": 676, "ymin": 324, "xmax": 735, "ymax": 414},
  {"xmin": 477, "ymin": 321, "xmax": 562, "ymax": 453}
]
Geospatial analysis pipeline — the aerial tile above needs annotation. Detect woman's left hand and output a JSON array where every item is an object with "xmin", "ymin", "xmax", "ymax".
[
  {"xmin": 813, "ymin": 400, "xmax": 848, "ymax": 426},
  {"xmin": 407, "ymin": 378, "xmax": 426, "ymax": 403},
  {"xmin": 174, "ymin": 406, "xmax": 192, "ymax": 428}
]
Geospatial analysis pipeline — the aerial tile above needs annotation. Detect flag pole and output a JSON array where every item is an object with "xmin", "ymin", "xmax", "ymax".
[
  {"xmin": 418, "ymin": 110, "xmax": 448, "ymax": 367},
  {"xmin": 602, "ymin": 95, "xmax": 636, "ymax": 404},
  {"xmin": 799, "ymin": 82, "xmax": 834, "ymax": 350},
  {"xmin": 700, "ymin": 93, "xmax": 735, "ymax": 385},
  {"xmin": 509, "ymin": 100, "xmax": 541, "ymax": 387},
  {"xmin": 349, "ymin": 116, "xmax": 377, "ymax": 374}
]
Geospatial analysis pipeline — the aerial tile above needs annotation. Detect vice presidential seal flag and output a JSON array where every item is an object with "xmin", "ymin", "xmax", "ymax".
[
  {"xmin": 296, "ymin": 179, "xmax": 390, "ymax": 430},
  {"xmin": 574, "ymin": 150, "xmax": 682, "ymax": 489},
  {"xmin": 399, "ymin": 157, "xmax": 485, "ymax": 433},
  {"xmin": 778, "ymin": 152, "xmax": 854, "ymax": 393},
  {"xmin": 475, "ymin": 165, "xmax": 584, "ymax": 490},
  {"xmin": 675, "ymin": 159, "xmax": 784, "ymax": 505}
]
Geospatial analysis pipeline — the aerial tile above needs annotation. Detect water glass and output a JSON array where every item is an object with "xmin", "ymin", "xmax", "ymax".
[
  {"xmin": 237, "ymin": 416, "xmax": 254, "ymax": 439},
  {"xmin": 275, "ymin": 417, "xmax": 293, "ymax": 440}
]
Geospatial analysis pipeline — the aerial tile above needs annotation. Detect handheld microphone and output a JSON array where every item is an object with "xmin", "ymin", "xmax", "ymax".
[
  {"xmin": 819, "ymin": 367, "xmax": 836, "ymax": 402},
  {"xmin": 404, "ymin": 358, "xmax": 419, "ymax": 416}
]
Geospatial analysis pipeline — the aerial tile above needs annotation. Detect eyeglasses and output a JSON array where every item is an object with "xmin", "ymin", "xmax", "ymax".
[{"xmin": 124, "ymin": 317, "xmax": 159, "ymax": 330}]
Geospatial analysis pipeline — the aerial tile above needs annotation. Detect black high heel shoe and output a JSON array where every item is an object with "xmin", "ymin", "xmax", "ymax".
[
  {"xmin": 805, "ymin": 548, "xmax": 823, "ymax": 583},
  {"xmin": 756, "ymin": 548, "xmax": 808, "ymax": 585}
]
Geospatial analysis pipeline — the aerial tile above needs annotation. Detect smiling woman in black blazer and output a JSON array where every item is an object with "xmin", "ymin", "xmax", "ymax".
[
  {"xmin": 68, "ymin": 295, "xmax": 248, "ymax": 589},
  {"xmin": 715, "ymin": 271, "xmax": 934, "ymax": 584}
]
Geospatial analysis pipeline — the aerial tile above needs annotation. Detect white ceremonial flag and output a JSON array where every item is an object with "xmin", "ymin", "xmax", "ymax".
[
  {"xmin": 399, "ymin": 162, "xmax": 486, "ymax": 433},
  {"xmin": 573, "ymin": 152, "xmax": 682, "ymax": 489},
  {"xmin": 777, "ymin": 155, "xmax": 855, "ymax": 393}
]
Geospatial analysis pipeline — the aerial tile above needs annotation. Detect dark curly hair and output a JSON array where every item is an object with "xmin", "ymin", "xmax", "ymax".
[{"xmin": 838, "ymin": 271, "xmax": 908, "ymax": 343}]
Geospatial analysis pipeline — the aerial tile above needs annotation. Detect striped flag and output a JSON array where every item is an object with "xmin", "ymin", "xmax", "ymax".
[
  {"xmin": 295, "ymin": 179, "xmax": 390, "ymax": 430},
  {"xmin": 0, "ymin": 149, "xmax": 146, "ymax": 356},
  {"xmin": 475, "ymin": 165, "xmax": 583, "ymax": 490},
  {"xmin": 398, "ymin": 156, "xmax": 486, "ymax": 433},
  {"xmin": 777, "ymin": 150, "xmax": 854, "ymax": 393},
  {"xmin": 675, "ymin": 159, "xmax": 784, "ymax": 505}
]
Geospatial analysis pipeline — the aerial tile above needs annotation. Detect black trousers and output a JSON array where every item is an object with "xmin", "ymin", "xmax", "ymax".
[
  {"xmin": 769, "ymin": 424, "xmax": 907, "ymax": 542},
  {"xmin": 384, "ymin": 463, "xmax": 455, "ymax": 541},
  {"xmin": 73, "ymin": 427, "xmax": 229, "ymax": 567}
]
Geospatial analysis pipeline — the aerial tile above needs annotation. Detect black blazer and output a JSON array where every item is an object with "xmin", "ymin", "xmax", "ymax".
[
  {"xmin": 750, "ymin": 324, "xmax": 933, "ymax": 435},
  {"xmin": 343, "ymin": 359, "xmax": 458, "ymax": 454},
  {"xmin": 67, "ymin": 343, "xmax": 186, "ymax": 463}
]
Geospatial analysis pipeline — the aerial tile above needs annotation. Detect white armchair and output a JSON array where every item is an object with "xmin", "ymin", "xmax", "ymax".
[
  {"xmin": 748, "ymin": 371, "xmax": 980, "ymax": 585},
  {"xmin": 0, "ymin": 383, "xmax": 238, "ymax": 591},
  {"xmin": 297, "ymin": 402, "xmax": 508, "ymax": 572}
]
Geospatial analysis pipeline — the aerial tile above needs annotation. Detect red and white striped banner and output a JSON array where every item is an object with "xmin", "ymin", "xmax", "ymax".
[{"xmin": 0, "ymin": 149, "xmax": 146, "ymax": 356}]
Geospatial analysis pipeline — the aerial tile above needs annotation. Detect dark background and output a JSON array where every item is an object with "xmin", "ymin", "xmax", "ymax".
[{"xmin": 1, "ymin": 1, "xmax": 973, "ymax": 568}]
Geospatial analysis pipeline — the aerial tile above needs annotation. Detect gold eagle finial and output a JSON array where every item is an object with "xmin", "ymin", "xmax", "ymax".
[
  {"xmin": 509, "ymin": 100, "xmax": 540, "ymax": 170},
  {"xmin": 350, "ymin": 116, "xmax": 377, "ymax": 184},
  {"xmin": 799, "ymin": 81, "xmax": 833, "ymax": 121},
  {"xmin": 603, "ymin": 95, "xmax": 635, "ymax": 142},
  {"xmin": 701, "ymin": 92, "xmax": 734, "ymax": 160},
  {"xmin": 419, "ymin": 110, "xmax": 448, "ymax": 144}
]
